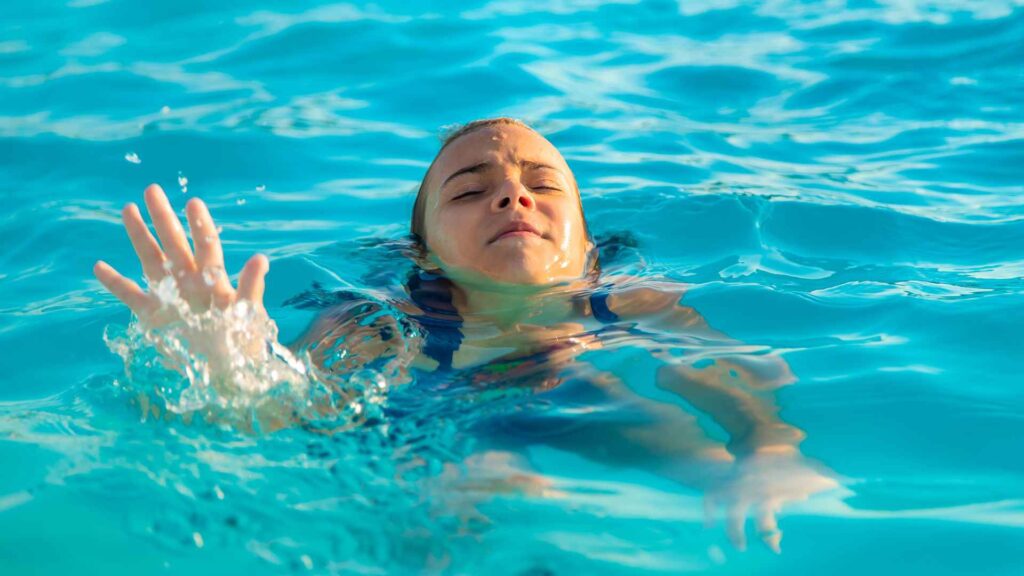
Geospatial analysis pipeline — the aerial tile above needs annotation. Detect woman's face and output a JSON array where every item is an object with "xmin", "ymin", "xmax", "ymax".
[{"xmin": 420, "ymin": 124, "xmax": 591, "ymax": 286}]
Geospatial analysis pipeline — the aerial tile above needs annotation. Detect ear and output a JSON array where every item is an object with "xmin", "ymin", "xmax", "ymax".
[
  {"xmin": 584, "ymin": 237, "xmax": 601, "ymax": 274},
  {"xmin": 410, "ymin": 241, "xmax": 445, "ymax": 275}
]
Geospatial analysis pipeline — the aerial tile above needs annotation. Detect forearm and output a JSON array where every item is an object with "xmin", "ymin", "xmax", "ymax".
[{"xmin": 656, "ymin": 361, "xmax": 804, "ymax": 457}]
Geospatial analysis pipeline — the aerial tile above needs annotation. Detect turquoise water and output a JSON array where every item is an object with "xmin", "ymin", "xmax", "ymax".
[{"xmin": 2, "ymin": 1, "xmax": 1024, "ymax": 574}]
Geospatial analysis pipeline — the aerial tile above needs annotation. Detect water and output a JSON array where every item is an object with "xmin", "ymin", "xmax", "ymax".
[{"xmin": 2, "ymin": 1, "xmax": 1023, "ymax": 574}]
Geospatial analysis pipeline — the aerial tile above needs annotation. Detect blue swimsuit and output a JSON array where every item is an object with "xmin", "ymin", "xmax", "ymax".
[{"xmin": 413, "ymin": 286, "xmax": 621, "ymax": 373}]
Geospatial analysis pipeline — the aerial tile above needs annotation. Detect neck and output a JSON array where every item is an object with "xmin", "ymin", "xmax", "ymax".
[{"xmin": 450, "ymin": 279, "xmax": 585, "ymax": 330}]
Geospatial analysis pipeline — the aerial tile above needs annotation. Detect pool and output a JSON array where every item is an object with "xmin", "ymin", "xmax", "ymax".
[{"xmin": 1, "ymin": 1, "xmax": 1022, "ymax": 574}]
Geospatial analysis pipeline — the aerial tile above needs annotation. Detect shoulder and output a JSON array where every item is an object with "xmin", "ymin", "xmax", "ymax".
[
  {"xmin": 304, "ymin": 295, "xmax": 395, "ymax": 339},
  {"xmin": 598, "ymin": 276, "xmax": 709, "ymax": 331},
  {"xmin": 293, "ymin": 291, "xmax": 420, "ymax": 375},
  {"xmin": 600, "ymin": 276, "xmax": 684, "ymax": 315}
]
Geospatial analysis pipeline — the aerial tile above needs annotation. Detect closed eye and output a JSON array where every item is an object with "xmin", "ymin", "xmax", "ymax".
[{"xmin": 453, "ymin": 190, "xmax": 484, "ymax": 201}]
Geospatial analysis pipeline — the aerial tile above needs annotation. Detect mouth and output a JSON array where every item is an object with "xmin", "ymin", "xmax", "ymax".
[{"xmin": 489, "ymin": 221, "xmax": 545, "ymax": 243}]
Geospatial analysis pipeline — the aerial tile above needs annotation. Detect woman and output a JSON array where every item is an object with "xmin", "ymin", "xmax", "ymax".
[{"xmin": 94, "ymin": 117, "xmax": 835, "ymax": 552}]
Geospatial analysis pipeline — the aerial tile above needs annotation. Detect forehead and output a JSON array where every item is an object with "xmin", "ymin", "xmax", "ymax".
[{"xmin": 427, "ymin": 125, "xmax": 572, "ymax": 190}]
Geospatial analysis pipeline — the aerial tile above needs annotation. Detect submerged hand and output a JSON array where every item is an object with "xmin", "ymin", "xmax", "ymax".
[
  {"xmin": 94, "ymin": 183, "xmax": 269, "ymax": 325},
  {"xmin": 704, "ymin": 446, "xmax": 838, "ymax": 553}
]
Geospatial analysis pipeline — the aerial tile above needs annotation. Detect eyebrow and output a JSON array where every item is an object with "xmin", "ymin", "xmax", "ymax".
[{"xmin": 440, "ymin": 160, "xmax": 562, "ymax": 188}]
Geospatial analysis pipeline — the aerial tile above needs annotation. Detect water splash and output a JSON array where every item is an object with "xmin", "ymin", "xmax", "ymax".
[
  {"xmin": 200, "ymin": 265, "xmax": 224, "ymax": 287},
  {"xmin": 102, "ymin": 275, "xmax": 400, "ymax": 434},
  {"xmin": 78, "ymin": 275, "xmax": 489, "ymax": 570},
  {"xmin": 124, "ymin": 152, "xmax": 141, "ymax": 164}
]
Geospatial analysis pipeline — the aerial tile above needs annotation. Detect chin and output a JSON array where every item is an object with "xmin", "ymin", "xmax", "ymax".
[
  {"xmin": 444, "ymin": 245, "xmax": 582, "ymax": 287},
  {"xmin": 481, "ymin": 248, "xmax": 552, "ymax": 285}
]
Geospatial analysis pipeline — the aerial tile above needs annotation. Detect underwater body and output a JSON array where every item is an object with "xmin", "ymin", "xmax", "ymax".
[{"xmin": 2, "ymin": 1, "xmax": 1023, "ymax": 574}]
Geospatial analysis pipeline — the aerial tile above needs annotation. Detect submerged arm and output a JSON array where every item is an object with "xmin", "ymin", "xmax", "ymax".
[
  {"xmin": 606, "ymin": 284, "xmax": 836, "ymax": 551},
  {"xmin": 606, "ymin": 285, "xmax": 802, "ymax": 456},
  {"xmin": 654, "ymin": 361, "xmax": 804, "ymax": 457}
]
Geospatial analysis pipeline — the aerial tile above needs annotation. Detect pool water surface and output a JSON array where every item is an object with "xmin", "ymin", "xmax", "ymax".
[{"xmin": 1, "ymin": 1, "xmax": 1023, "ymax": 574}]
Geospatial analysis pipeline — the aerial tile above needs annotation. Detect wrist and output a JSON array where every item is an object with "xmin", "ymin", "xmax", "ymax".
[
  {"xmin": 751, "ymin": 444, "xmax": 799, "ymax": 456},
  {"xmin": 727, "ymin": 423, "xmax": 804, "ymax": 458}
]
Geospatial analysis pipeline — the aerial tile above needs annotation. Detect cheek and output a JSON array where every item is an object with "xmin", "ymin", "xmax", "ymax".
[
  {"xmin": 429, "ymin": 208, "xmax": 481, "ymax": 263},
  {"xmin": 545, "ymin": 201, "xmax": 587, "ymax": 250}
]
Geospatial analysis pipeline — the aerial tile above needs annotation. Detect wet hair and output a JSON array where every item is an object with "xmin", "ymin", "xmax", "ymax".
[{"xmin": 409, "ymin": 117, "xmax": 588, "ymax": 246}]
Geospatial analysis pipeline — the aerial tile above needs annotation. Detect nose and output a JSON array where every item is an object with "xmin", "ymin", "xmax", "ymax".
[{"xmin": 491, "ymin": 180, "xmax": 535, "ymax": 212}]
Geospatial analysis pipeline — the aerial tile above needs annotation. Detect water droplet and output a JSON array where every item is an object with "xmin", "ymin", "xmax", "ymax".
[
  {"xmin": 162, "ymin": 260, "xmax": 174, "ymax": 272},
  {"xmin": 202, "ymin": 266, "xmax": 223, "ymax": 287},
  {"xmin": 192, "ymin": 532, "xmax": 204, "ymax": 548},
  {"xmin": 160, "ymin": 105, "xmax": 171, "ymax": 115},
  {"xmin": 124, "ymin": 152, "xmax": 141, "ymax": 164},
  {"xmin": 255, "ymin": 184, "xmax": 265, "ymax": 192},
  {"xmin": 300, "ymin": 555, "xmax": 313, "ymax": 570},
  {"xmin": 215, "ymin": 226, "xmax": 223, "ymax": 234},
  {"xmin": 178, "ymin": 172, "xmax": 189, "ymax": 193},
  {"xmin": 236, "ymin": 198, "xmax": 246, "ymax": 206},
  {"xmin": 213, "ymin": 485, "xmax": 224, "ymax": 500},
  {"xmin": 204, "ymin": 235, "xmax": 214, "ymax": 244}
]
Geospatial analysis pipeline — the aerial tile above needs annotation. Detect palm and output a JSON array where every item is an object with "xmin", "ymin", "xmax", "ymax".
[
  {"xmin": 93, "ymin": 183, "xmax": 269, "ymax": 327},
  {"xmin": 705, "ymin": 448, "xmax": 838, "ymax": 553}
]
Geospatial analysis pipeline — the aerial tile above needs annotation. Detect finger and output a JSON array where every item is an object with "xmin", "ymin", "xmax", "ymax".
[
  {"xmin": 236, "ymin": 254, "xmax": 269, "ymax": 306},
  {"xmin": 185, "ymin": 197, "xmax": 225, "ymax": 272},
  {"xmin": 121, "ymin": 202, "xmax": 167, "ymax": 282},
  {"xmin": 727, "ymin": 500, "xmax": 750, "ymax": 551},
  {"xmin": 93, "ymin": 260, "xmax": 155, "ymax": 317},
  {"xmin": 756, "ymin": 500, "xmax": 782, "ymax": 554},
  {"xmin": 143, "ymin": 183, "xmax": 195, "ymax": 274}
]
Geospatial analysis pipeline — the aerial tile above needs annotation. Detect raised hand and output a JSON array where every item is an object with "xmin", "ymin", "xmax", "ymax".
[{"xmin": 94, "ymin": 183, "xmax": 269, "ymax": 327}]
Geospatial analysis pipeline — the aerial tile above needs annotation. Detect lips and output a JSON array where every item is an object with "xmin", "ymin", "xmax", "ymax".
[{"xmin": 489, "ymin": 221, "xmax": 544, "ymax": 243}]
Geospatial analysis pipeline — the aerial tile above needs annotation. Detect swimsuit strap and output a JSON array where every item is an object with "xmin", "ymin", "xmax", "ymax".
[
  {"xmin": 407, "ymin": 271, "xmax": 462, "ymax": 372},
  {"xmin": 420, "ymin": 318, "xmax": 461, "ymax": 371},
  {"xmin": 589, "ymin": 285, "xmax": 620, "ymax": 324}
]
